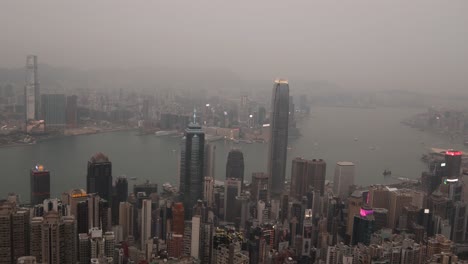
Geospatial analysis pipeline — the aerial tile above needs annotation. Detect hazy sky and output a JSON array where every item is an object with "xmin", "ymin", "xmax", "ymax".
[{"xmin": 1, "ymin": 1, "xmax": 468, "ymax": 92}]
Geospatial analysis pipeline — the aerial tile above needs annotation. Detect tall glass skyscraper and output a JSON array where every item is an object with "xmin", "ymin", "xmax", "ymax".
[
  {"xmin": 267, "ymin": 79, "xmax": 289, "ymax": 198},
  {"xmin": 179, "ymin": 113, "xmax": 205, "ymax": 219},
  {"xmin": 86, "ymin": 153, "xmax": 113, "ymax": 205},
  {"xmin": 226, "ymin": 149, "xmax": 244, "ymax": 184}
]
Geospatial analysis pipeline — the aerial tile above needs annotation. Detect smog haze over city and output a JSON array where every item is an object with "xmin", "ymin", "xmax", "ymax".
[{"xmin": 1, "ymin": 1, "xmax": 468, "ymax": 264}]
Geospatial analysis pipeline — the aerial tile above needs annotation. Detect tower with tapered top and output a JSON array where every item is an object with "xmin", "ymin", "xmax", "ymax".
[{"xmin": 179, "ymin": 109, "xmax": 205, "ymax": 219}]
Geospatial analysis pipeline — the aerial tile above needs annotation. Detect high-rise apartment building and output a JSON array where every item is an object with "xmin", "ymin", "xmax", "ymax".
[
  {"xmin": 0, "ymin": 200, "xmax": 30, "ymax": 264},
  {"xmin": 141, "ymin": 199, "xmax": 152, "ymax": 249},
  {"xmin": 87, "ymin": 153, "xmax": 113, "ymax": 205},
  {"xmin": 333, "ymin": 162, "xmax": 355, "ymax": 200},
  {"xmin": 179, "ymin": 113, "xmax": 205, "ymax": 219},
  {"xmin": 30, "ymin": 164, "xmax": 50, "ymax": 205},
  {"xmin": 226, "ymin": 149, "xmax": 245, "ymax": 184},
  {"xmin": 118, "ymin": 202, "xmax": 134, "ymax": 241},
  {"xmin": 31, "ymin": 211, "xmax": 76, "ymax": 264},
  {"xmin": 267, "ymin": 79, "xmax": 289, "ymax": 198},
  {"xmin": 290, "ymin": 158, "xmax": 326, "ymax": 199}
]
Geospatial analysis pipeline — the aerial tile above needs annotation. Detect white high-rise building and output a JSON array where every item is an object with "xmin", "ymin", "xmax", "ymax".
[
  {"xmin": 191, "ymin": 215, "xmax": 201, "ymax": 259},
  {"xmin": 333, "ymin": 162, "xmax": 355, "ymax": 200}
]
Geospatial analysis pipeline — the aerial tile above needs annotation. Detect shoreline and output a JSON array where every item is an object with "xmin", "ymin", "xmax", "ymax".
[{"xmin": 0, "ymin": 127, "xmax": 136, "ymax": 149}]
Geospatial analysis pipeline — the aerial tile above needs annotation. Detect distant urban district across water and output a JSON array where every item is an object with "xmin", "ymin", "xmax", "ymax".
[{"xmin": 1, "ymin": 106, "xmax": 467, "ymax": 201}]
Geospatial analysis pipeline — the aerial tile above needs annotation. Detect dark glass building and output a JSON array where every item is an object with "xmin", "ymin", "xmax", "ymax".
[
  {"xmin": 267, "ymin": 79, "xmax": 289, "ymax": 198},
  {"xmin": 133, "ymin": 180, "xmax": 158, "ymax": 196},
  {"xmin": 224, "ymin": 178, "xmax": 241, "ymax": 222},
  {"xmin": 352, "ymin": 206, "xmax": 375, "ymax": 246},
  {"xmin": 113, "ymin": 176, "xmax": 128, "ymax": 224},
  {"xmin": 226, "ymin": 149, "xmax": 244, "ymax": 184},
  {"xmin": 86, "ymin": 152, "xmax": 113, "ymax": 205},
  {"xmin": 30, "ymin": 164, "xmax": 50, "ymax": 205},
  {"xmin": 445, "ymin": 150, "xmax": 462, "ymax": 181},
  {"xmin": 179, "ymin": 113, "xmax": 205, "ymax": 219},
  {"xmin": 41, "ymin": 94, "xmax": 66, "ymax": 130}
]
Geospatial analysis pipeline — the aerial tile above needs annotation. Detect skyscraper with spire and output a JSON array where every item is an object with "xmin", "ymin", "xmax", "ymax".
[
  {"xmin": 267, "ymin": 79, "xmax": 290, "ymax": 198},
  {"xmin": 179, "ymin": 109, "xmax": 205, "ymax": 219}
]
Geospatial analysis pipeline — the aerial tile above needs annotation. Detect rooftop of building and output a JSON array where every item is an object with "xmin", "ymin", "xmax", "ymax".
[
  {"xmin": 337, "ymin": 161, "xmax": 355, "ymax": 166},
  {"xmin": 90, "ymin": 152, "xmax": 110, "ymax": 163}
]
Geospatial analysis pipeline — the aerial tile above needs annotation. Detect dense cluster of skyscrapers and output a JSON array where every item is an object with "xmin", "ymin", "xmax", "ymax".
[{"xmin": 1, "ymin": 76, "xmax": 468, "ymax": 264}]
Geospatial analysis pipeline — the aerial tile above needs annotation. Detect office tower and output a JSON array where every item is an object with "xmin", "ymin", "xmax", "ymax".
[
  {"xmin": 25, "ymin": 55, "xmax": 40, "ymax": 121},
  {"xmin": 141, "ymin": 199, "xmax": 152, "ymax": 249},
  {"xmin": 333, "ymin": 161, "xmax": 355, "ymax": 200},
  {"xmin": 30, "ymin": 164, "xmax": 50, "ymax": 205},
  {"xmin": 368, "ymin": 185, "xmax": 390, "ymax": 209},
  {"xmin": 204, "ymin": 143, "xmax": 216, "ymax": 178},
  {"xmin": 133, "ymin": 180, "xmax": 158, "ymax": 196},
  {"xmin": 257, "ymin": 106, "xmax": 266, "ymax": 126},
  {"xmin": 113, "ymin": 176, "xmax": 128, "ymax": 224},
  {"xmin": 16, "ymin": 256, "xmax": 36, "ymax": 264},
  {"xmin": 41, "ymin": 94, "xmax": 66, "ymax": 130},
  {"xmin": 172, "ymin": 203, "xmax": 185, "ymax": 235},
  {"xmin": 119, "ymin": 202, "xmax": 134, "ymax": 241},
  {"xmin": 65, "ymin": 95, "xmax": 78, "ymax": 128},
  {"xmin": 389, "ymin": 189, "xmax": 413, "ymax": 229},
  {"xmin": 224, "ymin": 178, "xmax": 242, "ymax": 222},
  {"xmin": 346, "ymin": 192, "xmax": 364, "ymax": 237},
  {"xmin": 352, "ymin": 206, "xmax": 375, "ymax": 245},
  {"xmin": 87, "ymin": 152, "xmax": 113, "ymax": 204},
  {"xmin": 267, "ymin": 79, "xmax": 290, "ymax": 198},
  {"xmin": 179, "ymin": 112, "xmax": 205, "ymax": 219},
  {"xmin": 450, "ymin": 201, "xmax": 467, "ymax": 243},
  {"xmin": 204, "ymin": 177, "xmax": 214, "ymax": 207},
  {"xmin": 77, "ymin": 201, "xmax": 89, "ymax": 234},
  {"xmin": 445, "ymin": 150, "xmax": 462, "ymax": 181},
  {"xmin": 290, "ymin": 158, "xmax": 326, "ymax": 199},
  {"xmin": 373, "ymin": 208, "xmax": 389, "ymax": 231},
  {"xmin": 226, "ymin": 149, "xmax": 245, "ymax": 184},
  {"xmin": 251, "ymin": 172, "xmax": 269, "ymax": 202},
  {"xmin": 62, "ymin": 189, "xmax": 87, "ymax": 220},
  {"xmin": 167, "ymin": 233, "xmax": 184, "ymax": 258},
  {"xmin": 183, "ymin": 220, "xmax": 192, "ymax": 257}
]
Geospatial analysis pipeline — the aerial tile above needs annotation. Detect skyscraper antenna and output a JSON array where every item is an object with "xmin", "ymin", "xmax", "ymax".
[{"xmin": 193, "ymin": 108, "xmax": 197, "ymax": 124}]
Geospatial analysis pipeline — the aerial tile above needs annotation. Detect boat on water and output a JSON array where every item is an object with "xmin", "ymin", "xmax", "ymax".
[
  {"xmin": 130, "ymin": 177, "xmax": 137, "ymax": 181},
  {"xmin": 354, "ymin": 138, "xmax": 358, "ymax": 141},
  {"xmin": 383, "ymin": 169, "xmax": 391, "ymax": 177},
  {"xmin": 155, "ymin": 130, "xmax": 177, "ymax": 137}
]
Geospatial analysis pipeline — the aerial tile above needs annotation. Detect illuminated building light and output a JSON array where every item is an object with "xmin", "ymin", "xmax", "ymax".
[
  {"xmin": 441, "ymin": 163, "xmax": 446, "ymax": 167},
  {"xmin": 446, "ymin": 150, "xmax": 463, "ymax": 156},
  {"xmin": 360, "ymin": 207, "xmax": 374, "ymax": 217},
  {"xmin": 446, "ymin": 178, "xmax": 459, "ymax": 183},
  {"xmin": 274, "ymin": 79, "xmax": 289, "ymax": 84},
  {"xmin": 424, "ymin": 209, "xmax": 430, "ymax": 214}
]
